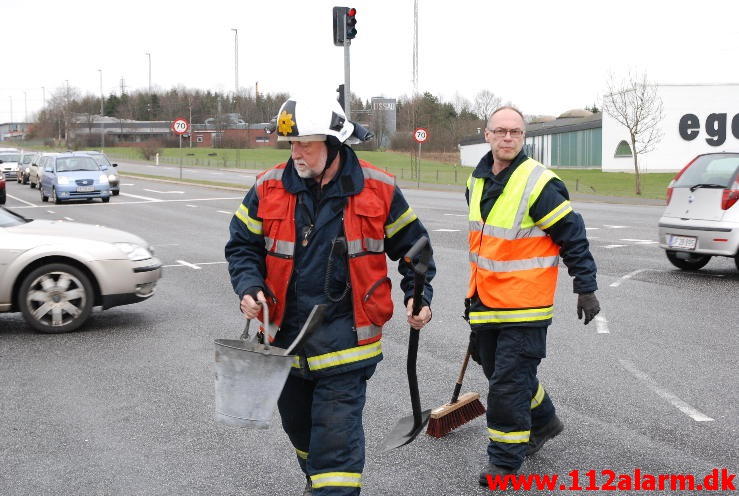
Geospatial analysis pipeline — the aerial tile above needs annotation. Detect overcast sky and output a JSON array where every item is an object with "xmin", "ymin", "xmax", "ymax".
[{"xmin": 2, "ymin": 0, "xmax": 738, "ymax": 122}]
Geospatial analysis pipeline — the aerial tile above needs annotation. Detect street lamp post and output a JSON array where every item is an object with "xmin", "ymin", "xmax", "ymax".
[
  {"xmin": 146, "ymin": 52, "xmax": 151, "ymax": 94},
  {"xmin": 232, "ymin": 28, "xmax": 239, "ymax": 95},
  {"xmin": 99, "ymin": 69, "xmax": 105, "ymax": 149}
]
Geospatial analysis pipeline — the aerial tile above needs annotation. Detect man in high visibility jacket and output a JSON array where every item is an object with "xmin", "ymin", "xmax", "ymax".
[
  {"xmin": 225, "ymin": 95, "xmax": 434, "ymax": 496},
  {"xmin": 466, "ymin": 106, "xmax": 600, "ymax": 486}
]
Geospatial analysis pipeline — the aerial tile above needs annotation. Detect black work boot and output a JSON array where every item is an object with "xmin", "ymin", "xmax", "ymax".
[
  {"xmin": 302, "ymin": 475, "xmax": 312, "ymax": 495},
  {"xmin": 527, "ymin": 414, "xmax": 564, "ymax": 456},
  {"xmin": 479, "ymin": 463, "xmax": 516, "ymax": 488}
]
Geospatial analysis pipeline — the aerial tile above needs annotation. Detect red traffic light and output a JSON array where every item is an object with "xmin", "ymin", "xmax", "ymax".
[{"xmin": 348, "ymin": 7, "xmax": 356, "ymax": 16}]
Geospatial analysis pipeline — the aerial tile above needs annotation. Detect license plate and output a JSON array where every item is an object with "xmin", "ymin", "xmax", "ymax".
[
  {"xmin": 76, "ymin": 186, "xmax": 94, "ymax": 192},
  {"xmin": 667, "ymin": 234, "xmax": 697, "ymax": 250}
]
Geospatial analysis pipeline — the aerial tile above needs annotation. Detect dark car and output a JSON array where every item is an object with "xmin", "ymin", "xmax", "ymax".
[{"xmin": 0, "ymin": 173, "xmax": 6, "ymax": 204}]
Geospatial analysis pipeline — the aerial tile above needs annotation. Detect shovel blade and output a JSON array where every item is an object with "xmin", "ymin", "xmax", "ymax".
[{"xmin": 381, "ymin": 409, "xmax": 431, "ymax": 452}]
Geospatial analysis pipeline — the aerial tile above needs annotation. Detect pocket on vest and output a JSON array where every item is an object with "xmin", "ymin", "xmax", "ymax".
[{"xmin": 362, "ymin": 275, "xmax": 393, "ymax": 326}]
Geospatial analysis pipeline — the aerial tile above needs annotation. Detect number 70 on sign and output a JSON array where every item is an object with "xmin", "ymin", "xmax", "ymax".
[
  {"xmin": 413, "ymin": 128, "xmax": 428, "ymax": 143},
  {"xmin": 171, "ymin": 117, "xmax": 190, "ymax": 135}
]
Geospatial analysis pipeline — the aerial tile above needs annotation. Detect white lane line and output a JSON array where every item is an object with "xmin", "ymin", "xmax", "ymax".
[
  {"xmin": 196, "ymin": 261, "xmax": 227, "ymax": 266},
  {"xmin": 619, "ymin": 359, "xmax": 714, "ymax": 422},
  {"xmin": 152, "ymin": 243, "xmax": 180, "ymax": 247},
  {"xmin": 10, "ymin": 196, "xmax": 246, "ymax": 209},
  {"xmin": 433, "ymin": 229, "xmax": 460, "ymax": 232},
  {"xmin": 175, "ymin": 260, "xmax": 201, "ymax": 270},
  {"xmin": 119, "ymin": 192, "xmax": 163, "ymax": 202},
  {"xmin": 595, "ymin": 314, "xmax": 609, "ymax": 334},
  {"xmin": 602, "ymin": 244, "xmax": 628, "ymax": 249},
  {"xmin": 610, "ymin": 268, "xmax": 649, "ymax": 287},
  {"xmin": 620, "ymin": 238, "xmax": 658, "ymax": 244},
  {"xmin": 144, "ymin": 189, "xmax": 184, "ymax": 194},
  {"xmin": 186, "ymin": 204, "xmax": 197, "ymax": 208},
  {"xmin": 588, "ymin": 236, "xmax": 600, "ymax": 239},
  {"xmin": 63, "ymin": 217, "xmax": 74, "ymax": 221},
  {"xmin": 120, "ymin": 183, "xmax": 134, "ymax": 186},
  {"xmin": 163, "ymin": 261, "xmax": 226, "ymax": 268},
  {"xmin": 585, "ymin": 227, "xmax": 600, "ymax": 230},
  {"xmin": 443, "ymin": 213, "xmax": 467, "ymax": 217},
  {"xmin": 218, "ymin": 210, "xmax": 232, "ymax": 214},
  {"xmin": 210, "ymin": 172, "xmax": 223, "ymax": 175},
  {"xmin": 604, "ymin": 224, "xmax": 629, "ymax": 229},
  {"xmin": 47, "ymin": 210, "xmax": 55, "ymax": 214},
  {"xmin": 7, "ymin": 194, "xmax": 36, "ymax": 207}
]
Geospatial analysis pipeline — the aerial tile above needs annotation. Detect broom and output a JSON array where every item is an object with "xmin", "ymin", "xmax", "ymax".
[{"xmin": 426, "ymin": 348, "xmax": 486, "ymax": 438}]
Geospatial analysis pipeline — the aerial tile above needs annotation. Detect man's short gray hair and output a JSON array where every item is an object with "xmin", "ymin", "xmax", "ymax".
[{"xmin": 489, "ymin": 106, "xmax": 526, "ymax": 128}]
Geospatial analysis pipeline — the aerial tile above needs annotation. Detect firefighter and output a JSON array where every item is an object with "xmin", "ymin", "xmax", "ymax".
[
  {"xmin": 465, "ymin": 106, "xmax": 600, "ymax": 486},
  {"xmin": 225, "ymin": 95, "xmax": 435, "ymax": 495}
]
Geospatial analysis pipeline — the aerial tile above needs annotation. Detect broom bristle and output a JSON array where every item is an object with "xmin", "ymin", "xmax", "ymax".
[{"xmin": 426, "ymin": 392, "xmax": 486, "ymax": 438}]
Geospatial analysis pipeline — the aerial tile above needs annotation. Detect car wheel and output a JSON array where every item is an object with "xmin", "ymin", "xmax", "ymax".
[
  {"xmin": 40, "ymin": 185, "xmax": 48, "ymax": 202},
  {"xmin": 18, "ymin": 263, "xmax": 94, "ymax": 333},
  {"xmin": 52, "ymin": 187, "xmax": 62, "ymax": 205},
  {"xmin": 113, "ymin": 190, "xmax": 120, "ymax": 196},
  {"xmin": 665, "ymin": 250, "xmax": 711, "ymax": 270},
  {"xmin": 102, "ymin": 197, "xmax": 110, "ymax": 203},
  {"xmin": 735, "ymin": 252, "xmax": 739, "ymax": 271}
]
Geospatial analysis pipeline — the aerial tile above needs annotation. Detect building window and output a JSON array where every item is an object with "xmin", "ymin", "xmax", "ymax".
[
  {"xmin": 614, "ymin": 140, "xmax": 632, "ymax": 157},
  {"xmin": 196, "ymin": 135, "xmax": 204, "ymax": 143}
]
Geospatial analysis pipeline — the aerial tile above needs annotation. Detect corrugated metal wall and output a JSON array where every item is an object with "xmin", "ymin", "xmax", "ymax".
[{"xmin": 550, "ymin": 128, "xmax": 602, "ymax": 167}]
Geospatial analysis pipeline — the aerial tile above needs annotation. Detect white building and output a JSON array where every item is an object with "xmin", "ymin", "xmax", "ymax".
[{"xmin": 602, "ymin": 83, "xmax": 739, "ymax": 172}]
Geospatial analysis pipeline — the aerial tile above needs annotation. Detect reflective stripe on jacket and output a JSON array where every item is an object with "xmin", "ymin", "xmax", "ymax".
[
  {"xmin": 254, "ymin": 160, "xmax": 396, "ymax": 358},
  {"xmin": 467, "ymin": 158, "xmax": 569, "ymax": 324}
]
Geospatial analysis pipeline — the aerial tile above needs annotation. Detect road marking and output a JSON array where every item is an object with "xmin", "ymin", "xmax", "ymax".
[
  {"xmin": 152, "ymin": 243, "xmax": 180, "ymax": 247},
  {"xmin": 175, "ymin": 260, "xmax": 201, "ymax": 270},
  {"xmin": 585, "ymin": 227, "xmax": 600, "ymax": 230},
  {"xmin": 443, "ymin": 213, "xmax": 467, "ymax": 217},
  {"xmin": 143, "ymin": 189, "xmax": 184, "ymax": 194},
  {"xmin": 210, "ymin": 172, "xmax": 223, "ymax": 175},
  {"xmin": 218, "ymin": 210, "xmax": 232, "ymax": 214},
  {"xmin": 588, "ymin": 236, "xmax": 600, "ymax": 239},
  {"xmin": 119, "ymin": 192, "xmax": 163, "ymax": 202},
  {"xmin": 604, "ymin": 224, "xmax": 629, "ymax": 229},
  {"xmin": 602, "ymin": 244, "xmax": 628, "ymax": 249},
  {"xmin": 47, "ymin": 210, "xmax": 55, "ymax": 214},
  {"xmin": 163, "ymin": 261, "xmax": 226, "ymax": 268},
  {"xmin": 10, "ymin": 196, "xmax": 246, "ymax": 209},
  {"xmin": 7, "ymin": 194, "xmax": 36, "ymax": 207},
  {"xmin": 620, "ymin": 238, "xmax": 658, "ymax": 244},
  {"xmin": 64, "ymin": 217, "xmax": 74, "ymax": 221},
  {"xmin": 433, "ymin": 229, "xmax": 460, "ymax": 232},
  {"xmin": 619, "ymin": 359, "xmax": 714, "ymax": 422},
  {"xmin": 196, "ymin": 261, "xmax": 228, "ymax": 266},
  {"xmin": 186, "ymin": 204, "xmax": 197, "ymax": 208},
  {"xmin": 121, "ymin": 183, "xmax": 134, "ymax": 186},
  {"xmin": 610, "ymin": 268, "xmax": 650, "ymax": 287},
  {"xmin": 595, "ymin": 314, "xmax": 609, "ymax": 333}
]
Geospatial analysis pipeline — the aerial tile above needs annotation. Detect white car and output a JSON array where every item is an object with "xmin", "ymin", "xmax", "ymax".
[
  {"xmin": 0, "ymin": 150, "xmax": 21, "ymax": 180},
  {"xmin": 0, "ymin": 207, "xmax": 163, "ymax": 332},
  {"xmin": 658, "ymin": 152, "xmax": 739, "ymax": 270}
]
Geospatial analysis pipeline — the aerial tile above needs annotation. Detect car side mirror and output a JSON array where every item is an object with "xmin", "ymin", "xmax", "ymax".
[{"xmin": 112, "ymin": 163, "xmax": 118, "ymax": 167}]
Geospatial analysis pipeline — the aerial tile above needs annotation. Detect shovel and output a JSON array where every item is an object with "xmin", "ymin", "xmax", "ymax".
[{"xmin": 381, "ymin": 236, "xmax": 432, "ymax": 451}]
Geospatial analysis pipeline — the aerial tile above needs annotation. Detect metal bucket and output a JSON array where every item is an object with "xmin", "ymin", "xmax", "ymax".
[{"xmin": 214, "ymin": 303, "xmax": 324, "ymax": 428}]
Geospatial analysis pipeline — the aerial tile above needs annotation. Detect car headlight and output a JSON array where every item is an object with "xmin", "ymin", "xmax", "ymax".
[
  {"xmin": 57, "ymin": 176, "xmax": 70, "ymax": 185},
  {"xmin": 99, "ymin": 175, "xmax": 109, "ymax": 184},
  {"xmin": 108, "ymin": 174, "xmax": 117, "ymax": 182},
  {"xmin": 114, "ymin": 242, "xmax": 152, "ymax": 261}
]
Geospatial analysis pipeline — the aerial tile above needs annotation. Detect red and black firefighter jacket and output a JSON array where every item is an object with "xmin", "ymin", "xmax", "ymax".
[{"xmin": 226, "ymin": 146, "xmax": 435, "ymax": 377}]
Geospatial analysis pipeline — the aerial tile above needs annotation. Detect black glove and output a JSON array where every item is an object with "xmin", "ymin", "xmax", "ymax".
[
  {"xmin": 577, "ymin": 292, "xmax": 600, "ymax": 325},
  {"xmin": 468, "ymin": 330, "xmax": 481, "ymax": 364}
]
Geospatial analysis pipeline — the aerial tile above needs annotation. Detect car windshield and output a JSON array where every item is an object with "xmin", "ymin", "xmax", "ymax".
[
  {"xmin": 675, "ymin": 154, "xmax": 739, "ymax": 188},
  {"xmin": 22, "ymin": 154, "xmax": 38, "ymax": 164},
  {"xmin": 55, "ymin": 157, "xmax": 100, "ymax": 172},
  {"xmin": 89, "ymin": 154, "xmax": 112, "ymax": 168},
  {"xmin": 0, "ymin": 207, "xmax": 29, "ymax": 227},
  {"xmin": 0, "ymin": 153, "xmax": 21, "ymax": 162}
]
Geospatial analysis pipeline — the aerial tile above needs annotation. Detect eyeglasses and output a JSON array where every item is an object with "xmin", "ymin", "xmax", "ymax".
[{"xmin": 488, "ymin": 128, "xmax": 524, "ymax": 138}]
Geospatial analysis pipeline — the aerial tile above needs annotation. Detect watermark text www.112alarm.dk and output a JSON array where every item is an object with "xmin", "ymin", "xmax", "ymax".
[{"xmin": 485, "ymin": 468, "xmax": 736, "ymax": 492}]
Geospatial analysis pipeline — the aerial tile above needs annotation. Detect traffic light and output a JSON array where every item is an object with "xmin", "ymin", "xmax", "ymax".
[
  {"xmin": 345, "ymin": 7, "xmax": 357, "ymax": 40},
  {"xmin": 332, "ymin": 6, "xmax": 348, "ymax": 46}
]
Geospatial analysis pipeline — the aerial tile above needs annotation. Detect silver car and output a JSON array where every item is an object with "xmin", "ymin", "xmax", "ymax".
[
  {"xmin": 0, "ymin": 207, "xmax": 163, "ymax": 332},
  {"xmin": 658, "ymin": 152, "xmax": 739, "ymax": 270}
]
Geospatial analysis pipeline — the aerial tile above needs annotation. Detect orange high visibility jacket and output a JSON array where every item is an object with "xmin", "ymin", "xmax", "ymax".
[
  {"xmin": 467, "ymin": 158, "xmax": 572, "ymax": 325},
  {"xmin": 255, "ymin": 161, "xmax": 396, "ymax": 345}
]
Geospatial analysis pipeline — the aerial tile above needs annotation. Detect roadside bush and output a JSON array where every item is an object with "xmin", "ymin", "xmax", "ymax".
[{"xmin": 140, "ymin": 140, "xmax": 163, "ymax": 160}]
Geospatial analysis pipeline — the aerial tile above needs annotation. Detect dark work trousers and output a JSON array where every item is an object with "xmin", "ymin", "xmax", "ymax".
[
  {"xmin": 277, "ymin": 366, "xmax": 375, "ymax": 496},
  {"xmin": 477, "ymin": 326, "xmax": 556, "ymax": 470}
]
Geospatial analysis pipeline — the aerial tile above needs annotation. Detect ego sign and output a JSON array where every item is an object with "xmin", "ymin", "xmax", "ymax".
[{"xmin": 679, "ymin": 113, "xmax": 739, "ymax": 146}]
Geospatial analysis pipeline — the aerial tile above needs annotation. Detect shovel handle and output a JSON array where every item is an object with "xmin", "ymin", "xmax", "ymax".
[
  {"xmin": 406, "ymin": 237, "xmax": 429, "ymax": 430},
  {"xmin": 240, "ymin": 300, "xmax": 270, "ymax": 350}
]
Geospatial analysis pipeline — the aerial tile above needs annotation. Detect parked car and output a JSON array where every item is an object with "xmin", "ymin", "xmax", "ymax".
[
  {"xmin": 0, "ymin": 150, "xmax": 21, "ymax": 180},
  {"xmin": 39, "ymin": 153, "xmax": 111, "ymax": 204},
  {"xmin": 658, "ymin": 152, "xmax": 739, "ymax": 270},
  {"xmin": 74, "ymin": 151, "xmax": 120, "ymax": 195},
  {"xmin": 0, "ymin": 207, "xmax": 162, "ymax": 332},
  {"xmin": 17, "ymin": 151, "xmax": 39, "ymax": 184},
  {"xmin": 0, "ymin": 173, "xmax": 5, "ymax": 205},
  {"xmin": 29, "ymin": 152, "xmax": 60, "ymax": 189}
]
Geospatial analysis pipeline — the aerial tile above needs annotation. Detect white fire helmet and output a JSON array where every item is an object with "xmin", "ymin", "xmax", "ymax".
[{"xmin": 275, "ymin": 96, "xmax": 354, "ymax": 143}]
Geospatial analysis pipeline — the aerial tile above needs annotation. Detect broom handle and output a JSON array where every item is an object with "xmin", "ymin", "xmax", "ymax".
[{"xmin": 450, "ymin": 350, "xmax": 472, "ymax": 404}]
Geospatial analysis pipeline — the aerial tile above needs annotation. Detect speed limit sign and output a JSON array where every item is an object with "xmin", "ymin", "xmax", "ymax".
[
  {"xmin": 171, "ymin": 117, "xmax": 190, "ymax": 135},
  {"xmin": 413, "ymin": 128, "xmax": 429, "ymax": 143}
]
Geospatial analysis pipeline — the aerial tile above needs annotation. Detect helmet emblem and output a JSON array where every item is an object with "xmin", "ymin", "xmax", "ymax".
[{"xmin": 277, "ymin": 110, "xmax": 296, "ymax": 136}]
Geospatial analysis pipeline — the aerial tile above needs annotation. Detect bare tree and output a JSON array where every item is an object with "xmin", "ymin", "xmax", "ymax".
[
  {"xmin": 473, "ymin": 89, "xmax": 501, "ymax": 122},
  {"xmin": 602, "ymin": 72, "xmax": 664, "ymax": 195}
]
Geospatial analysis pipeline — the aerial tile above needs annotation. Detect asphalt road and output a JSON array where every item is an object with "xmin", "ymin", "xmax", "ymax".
[{"xmin": 1, "ymin": 172, "xmax": 737, "ymax": 496}]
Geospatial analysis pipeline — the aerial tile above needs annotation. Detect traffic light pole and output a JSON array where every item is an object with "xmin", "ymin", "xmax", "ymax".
[{"xmin": 343, "ymin": 38, "xmax": 351, "ymax": 120}]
